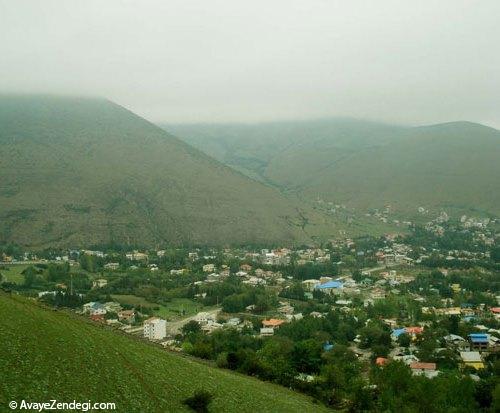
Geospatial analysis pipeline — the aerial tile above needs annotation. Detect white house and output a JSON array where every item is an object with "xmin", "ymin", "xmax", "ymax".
[
  {"xmin": 92, "ymin": 279, "xmax": 108, "ymax": 289},
  {"xmin": 143, "ymin": 317, "xmax": 167, "ymax": 340},
  {"xmin": 203, "ymin": 263, "xmax": 215, "ymax": 272}
]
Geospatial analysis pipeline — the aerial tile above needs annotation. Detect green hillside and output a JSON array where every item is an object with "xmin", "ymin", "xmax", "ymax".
[
  {"xmin": 0, "ymin": 95, "xmax": 338, "ymax": 248},
  {"xmin": 165, "ymin": 119, "xmax": 500, "ymax": 217},
  {"xmin": 0, "ymin": 293, "xmax": 329, "ymax": 412}
]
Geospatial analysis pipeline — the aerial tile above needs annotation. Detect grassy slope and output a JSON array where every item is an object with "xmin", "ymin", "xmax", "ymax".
[
  {"xmin": 165, "ymin": 120, "xmax": 500, "ymax": 216},
  {"xmin": 0, "ymin": 293, "xmax": 329, "ymax": 413},
  {"xmin": 0, "ymin": 95, "xmax": 339, "ymax": 248}
]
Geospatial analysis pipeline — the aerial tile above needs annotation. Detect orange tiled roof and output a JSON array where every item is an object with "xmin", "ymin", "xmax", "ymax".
[
  {"xmin": 376, "ymin": 357, "xmax": 389, "ymax": 366},
  {"xmin": 410, "ymin": 362, "xmax": 436, "ymax": 370},
  {"xmin": 406, "ymin": 326, "xmax": 424, "ymax": 334},
  {"xmin": 262, "ymin": 319, "xmax": 285, "ymax": 327}
]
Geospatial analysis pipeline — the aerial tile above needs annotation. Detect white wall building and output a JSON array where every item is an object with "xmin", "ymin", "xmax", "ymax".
[{"xmin": 143, "ymin": 317, "xmax": 167, "ymax": 340}]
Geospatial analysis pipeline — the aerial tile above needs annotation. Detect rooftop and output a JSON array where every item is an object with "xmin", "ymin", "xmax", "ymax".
[
  {"xmin": 410, "ymin": 362, "xmax": 436, "ymax": 370},
  {"xmin": 460, "ymin": 352, "xmax": 482, "ymax": 362}
]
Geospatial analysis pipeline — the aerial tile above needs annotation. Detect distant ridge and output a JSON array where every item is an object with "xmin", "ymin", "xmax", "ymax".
[{"xmin": 164, "ymin": 118, "xmax": 500, "ymax": 217}]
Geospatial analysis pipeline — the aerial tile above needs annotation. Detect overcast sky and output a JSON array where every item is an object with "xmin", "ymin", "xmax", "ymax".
[{"xmin": 1, "ymin": 0, "xmax": 499, "ymax": 127}]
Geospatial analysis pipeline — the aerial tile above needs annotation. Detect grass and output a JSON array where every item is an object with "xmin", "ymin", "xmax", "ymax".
[
  {"xmin": 0, "ymin": 293, "xmax": 330, "ymax": 412},
  {"xmin": 111, "ymin": 295, "xmax": 208, "ymax": 320},
  {"xmin": 155, "ymin": 298, "xmax": 207, "ymax": 319},
  {"xmin": 0, "ymin": 264, "xmax": 28, "ymax": 284}
]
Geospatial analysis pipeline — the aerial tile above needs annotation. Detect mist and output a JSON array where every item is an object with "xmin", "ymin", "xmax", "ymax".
[{"xmin": 1, "ymin": 0, "xmax": 499, "ymax": 127}]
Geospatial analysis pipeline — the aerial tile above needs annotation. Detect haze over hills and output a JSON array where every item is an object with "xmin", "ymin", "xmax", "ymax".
[
  {"xmin": 0, "ymin": 95, "xmax": 340, "ymax": 248},
  {"xmin": 164, "ymin": 119, "xmax": 500, "ymax": 218}
]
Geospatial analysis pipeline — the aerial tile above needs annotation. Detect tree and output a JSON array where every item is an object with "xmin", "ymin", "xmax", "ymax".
[
  {"xmin": 490, "ymin": 246, "xmax": 500, "ymax": 263},
  {"xmin": 182, "ymin": 320, "xmax": 201, "ymax": 335},
  {"xmin": 183, "ymin": 389, "xmax": 213, "ymax": 413},
  {"xmin": 291, "ymin": 339, "xmax": 322, "ymax": 373},
  {"xmin": 397, "ymin": 333, "xmax": 411, "ymax": 348},
  {"xmin": 23, "ymin": 266, "xmax": 37, "ymax": 287}
]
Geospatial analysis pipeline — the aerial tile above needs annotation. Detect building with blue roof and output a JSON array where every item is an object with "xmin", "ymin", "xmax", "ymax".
[
  {"xmin": 469, "ymin": 333, "xmax": 489, "ymax": 351},
  {"xmin": 391, "ymin": 328, "xmax": 407, "ymax": 340},
  {"xmin": 315, "ymin": 280, "xmax": 343, "ymax": 295}
]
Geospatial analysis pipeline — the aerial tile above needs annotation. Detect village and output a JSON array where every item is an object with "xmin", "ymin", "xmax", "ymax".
[{"xmin": 1, "ymin": 212, "xmax": 499, "ymax": 407}]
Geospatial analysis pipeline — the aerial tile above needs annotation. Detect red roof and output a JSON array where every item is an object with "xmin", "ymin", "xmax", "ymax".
[
  {"xmin": 491, "ymin": 307, "xmax": 500, "ymax": 314},
  {"xmin": 376, "ymin": 357, "xmax": 389, "ymax": 366},
  {"xmin": 406, "ymin": 326, "xmax": 424, "ymax": 334},
  {"xmin": 410, "ymin": 362, "xmax": 436, "ymax": 370}
]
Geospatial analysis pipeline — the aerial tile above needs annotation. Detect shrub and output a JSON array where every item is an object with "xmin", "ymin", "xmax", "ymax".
[{"xmin": 183, "ymin": 389, "xmax": 214, "ymax": 413}]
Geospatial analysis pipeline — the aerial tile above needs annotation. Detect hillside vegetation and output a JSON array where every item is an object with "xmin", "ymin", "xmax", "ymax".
[
  {"xmin": 165, "ymin": 119, "xmax": 500, "ymax": 217},
  {"xmin": 0, "ymin": 95, "xmax": 339, "ymax": 248},
  {"xmin": 0, "ymin": 293, "xmax": 329, "ymax": 412}
]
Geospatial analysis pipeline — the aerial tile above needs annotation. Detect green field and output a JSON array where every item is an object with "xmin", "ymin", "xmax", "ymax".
[
  {"xmin": 0, "ymin": 264, "xmax": 28, "ymax": 284},
  {"xmin": 0, "ymin": 293, "xmax": 329, "ymax": 412},
  {"xmin": 111, "ymin": 295, "xmax": 209, "ymax": 320}
]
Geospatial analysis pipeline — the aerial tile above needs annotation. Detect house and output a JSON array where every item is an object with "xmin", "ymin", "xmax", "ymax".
[
  {"xmin": 226, "ymin": 317, "xmax": 241, "ymax": 327},
  {"xmin": 104, "ymin": 262, "xmax": 120, "ymax": 270},
  {"xmin": 391, "ymin": 328, "xmax": 407, "ymax": 341},
  {"xmin": 118, "ymin": 310, "xmax": 136, "ymax": 324},
  {"xmin": 285, "ymin": 313, "xmax": 303, "ymax": 321},
  {"xmin": 315, "ymin": 280, "xmax": 343, "ymax": 295},
  {"xmin": 125, "ymin": 251, "xmax": 149, "ymax": 261},
  {"xmin": 202, "ymin": 322, "xmax": 223, "ymax": 334},
  {"xmin": 444, "ymin": 334, "xmax": 468, "ymax": 350},
  {"xmin": 406, "ymin": 326, "xmax": 424, "ymax": 338},
  {"xmin": 262, "ymin": 319, "xmax": 285, "ymax": 330},
  {"xmin": 203, "ymin": 264, "xmax": 215, "ymax": 272},
  {"xmin": 302, "ymin": 279, "xmax": 320, "ymax": 292},
  {"xmin": 435, "ymin": 307, "xmax": 461, "ymax": 316},
  {"xmin": 240, "ymin": 264, "xmax": 252, "ymax": 272},
  {"xmin": 195, "ymin": 312, "xmax": 215, "ymax": 325},
  {"xmin": 170, "ymin": 269, "xmax": 188, "ymax": 275},
  {"xmin": 393, "ymin": 354, "xmax": 419, "ymax": 365},
  {"xmin": 469, "ymin": 333, "xmax": 489, "ymax": 351},
  {"xmin": 391, "ymin": 326, "xmax": 423, "ymax": 341},
  {"xmin": 90, "ymin": 314, "xmax": 105, "ymax": 323},
  {"xmin": 143, "ymin": 317, "xmax": 167, "ymax": 340},
  {"xmin": 92, "ymin": 279, "xmax": 108, "ymax": 289},
  {"xmin": 38, "ymin": 291, "xmax": 56, "ymax": 298},
  {"xmin": 460, "ymin": 351, "xmax": 484, "ymax": 370},
  {"xmin": 83, "ymin": 302, "xmax": 106, "ymax": 315},
  {"xmin": 278, "ymin": 303, "xmax": 294, "ymax": 315},
  {"xmin": 376, "ymin": 357, "xmax": 389, "ymax": 366},
  {"xmin": 206, "ymin": 273, "xmax": 221, "ymax": 283},
  {"xmin": 103, "ymin": 301, "xmax": 122, "ymax": 313},
  {"xmin": 410, "ymin": 362, "xmax": 438, "ymax": 378},
  {"xmin": 260, "ymin": 327, "xmax": 275, "ymax": 336}
]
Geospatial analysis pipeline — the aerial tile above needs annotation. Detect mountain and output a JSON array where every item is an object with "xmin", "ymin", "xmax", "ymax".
[
  {"xmin": 164, "ymin": 119, "xmax": 500, "ymax": 217},
  {"xmin": 0, "ymin": 293, "xmax": 328, "ymax": 412},
  {"xmin": 0, "ymin": 95, "xmax": 334, "ymax": 248}
]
